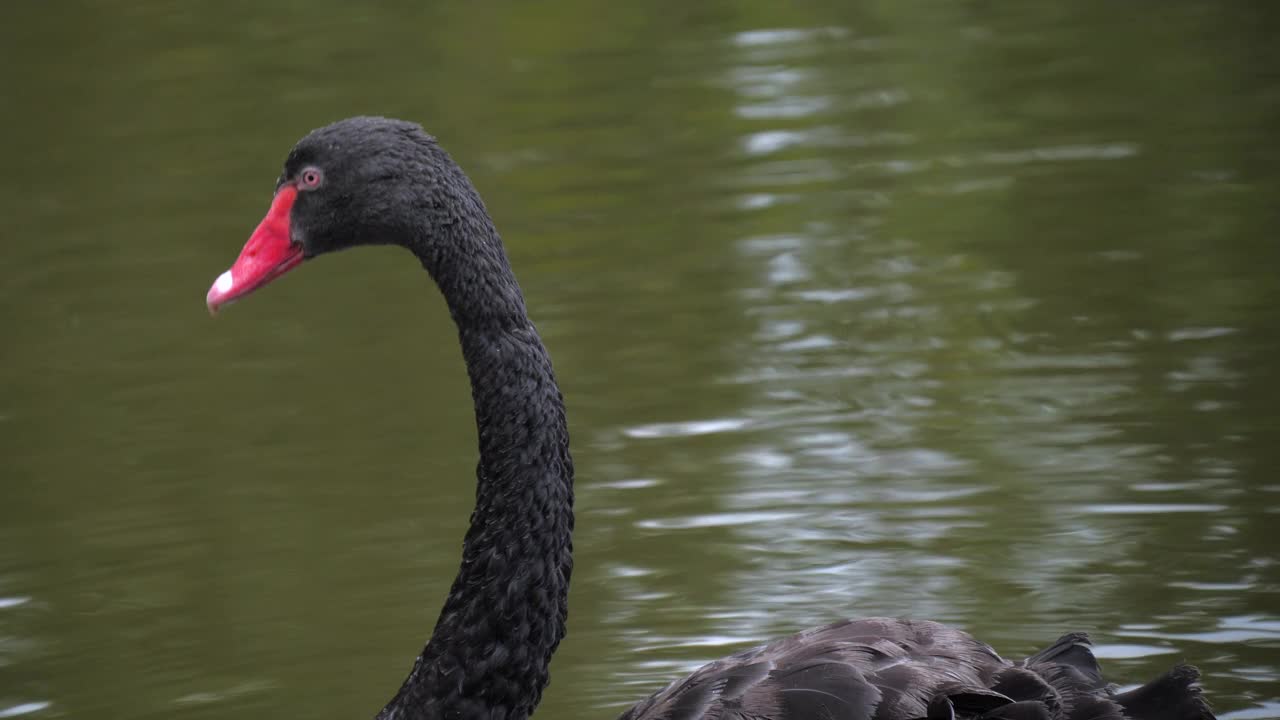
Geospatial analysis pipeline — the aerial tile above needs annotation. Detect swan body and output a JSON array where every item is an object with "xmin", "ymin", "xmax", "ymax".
[
  {"xmin": 206, "ymin": 116, "xmax": 1216, "ymax": 720},
  {"xmin": 615, "ymin": 618, "xmax": 1210, "ymax": 720}
]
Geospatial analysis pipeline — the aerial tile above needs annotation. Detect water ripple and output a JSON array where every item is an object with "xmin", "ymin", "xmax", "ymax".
[
  {"xmin": 624, "ymin": 418, "xmax": 751, "ymax": 439},
  {"xmin": 1077, "ymin": 503, "xmax": 1227, "ymax": 515},
  {"xmin": 0, "ymin": 703, "xmax": 50, "ymax": 719},
  {"xmin": 732, "ymin": 28, "xmax": 849, "ymax": 47},
  {"xmin": 637, "ymin": 511, "xmax": 803, "ymax": 531}
]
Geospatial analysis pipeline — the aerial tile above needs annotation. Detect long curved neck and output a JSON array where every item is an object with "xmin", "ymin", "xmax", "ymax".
[{"xmin": 378, "ymin": 174, "xmax": 574, "ymax": 720}]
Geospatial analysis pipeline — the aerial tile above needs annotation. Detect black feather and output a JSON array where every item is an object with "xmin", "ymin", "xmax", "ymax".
[{"xmin": 1114, "ymin": 665, "xmax": 1215, "ymax": 720}]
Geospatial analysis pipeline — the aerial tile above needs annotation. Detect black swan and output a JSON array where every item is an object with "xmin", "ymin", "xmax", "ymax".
[{"xmin": 205, "ymin": 116, "xmax": 1216, "ymax": 720}]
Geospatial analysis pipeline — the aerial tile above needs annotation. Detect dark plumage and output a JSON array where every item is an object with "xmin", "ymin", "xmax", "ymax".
[
  {"xmin": 615, "ymin": 619, "xmax": 1213, "ymax": 720},
  {"xmin": 206, "ymin": 116, "xmax": 1217, "ymax": 720}
]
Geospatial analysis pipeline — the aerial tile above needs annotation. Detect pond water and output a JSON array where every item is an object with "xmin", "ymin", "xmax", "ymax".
[{"xmin": 1, "ymin": 2, "xmax": 1277, "ymax": 717}]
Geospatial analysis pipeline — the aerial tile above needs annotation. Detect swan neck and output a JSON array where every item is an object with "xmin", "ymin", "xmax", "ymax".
[{"xmin": 379, "ymin": 240, "xmax": 573, "ymax": 720}]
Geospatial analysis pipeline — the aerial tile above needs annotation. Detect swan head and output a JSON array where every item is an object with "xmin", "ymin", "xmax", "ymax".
[{"xmin": 206, "ymin": 116, "xmax": 459, "ymax": 313}]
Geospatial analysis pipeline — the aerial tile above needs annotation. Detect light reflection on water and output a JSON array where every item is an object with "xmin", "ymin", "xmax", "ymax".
[
  {"xmin": 577, "ymin": 14, "xmax": 1274, "ymax": 717},
  {"xmin": 2, "ymin": 3, "xmax": 1278, "ymax": 719}
]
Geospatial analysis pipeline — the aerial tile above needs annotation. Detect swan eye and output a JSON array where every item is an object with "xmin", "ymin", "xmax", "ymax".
[{"xmin": 299, "ymin": 167, "xmax": 324, "ymax": 190}]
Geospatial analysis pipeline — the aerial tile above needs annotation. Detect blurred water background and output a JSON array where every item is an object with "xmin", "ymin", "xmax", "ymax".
[{"xmin": 1, "ymin": 2, "xmax": 1277, "ymax": 717}]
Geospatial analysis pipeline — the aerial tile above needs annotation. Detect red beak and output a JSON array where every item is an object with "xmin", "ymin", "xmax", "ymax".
[{"xmin": 206, "ymin": 186, "xmax": 306, "ymax": 314}]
